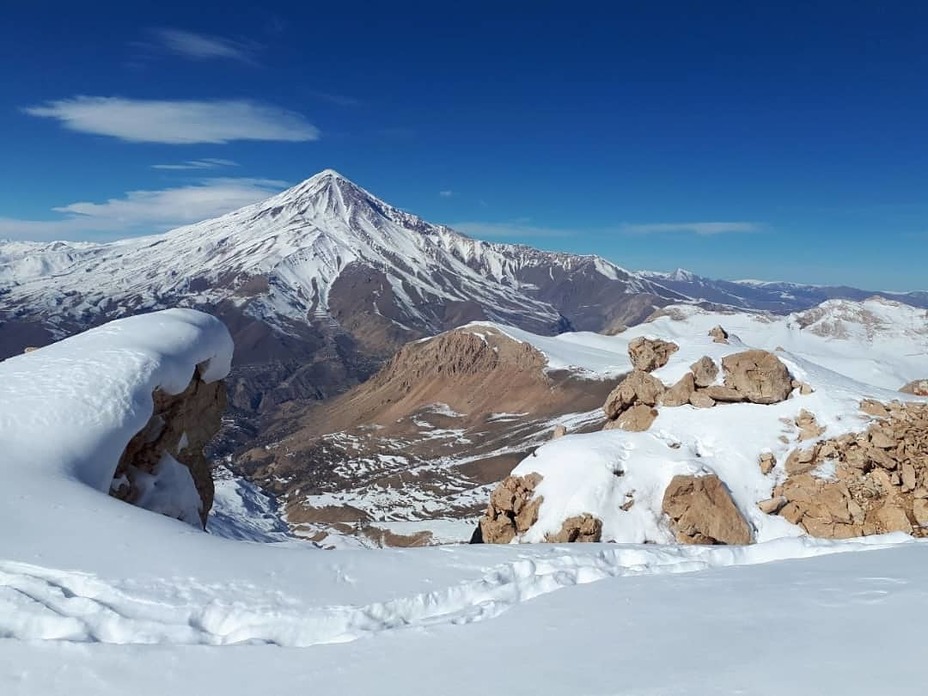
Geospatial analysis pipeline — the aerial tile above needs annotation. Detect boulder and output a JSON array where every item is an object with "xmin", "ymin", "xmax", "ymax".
[
  {"xmin": 544, "ymin": 513, "xmax": 603, "ymax": 543},
  {"xmin": 721, "ymin": 350, "xmax": 793, "ymax": 404},
  {"xmin": 551, "ymin": 424, "xmax": 568, "ymax": 440},
  {"xmin": 627, "ymin": 337, "xmax": 679, "ymax": 372},
  {"xmin": 689, "ymin": 391, "xmax": 716, "ymax": 409},
  {"xmin": 662, "ymin": 372, "xmax": 696, "ymax": 407},
  {"xmin": 795, "ymin": 409, "xmax": 826, "ymax": 441},
  {"xmin": 701, "ymin": 385, "xmax": 745, "ymax": 403},
  {"xmin": 110, "ymin": 363, "xmax": 226, "ymax": 528},
  {"xmin": 662, "ymin": 474, "xmax": 752, "ymax": 545},
  {"xmin": 475, "ymin": 473, "xmax": 544, "ymax": 544},
  {"xmin": 690, "ymin": 356, "xmax": 719, "ymax": 388},
  {"xmin": 612, "ymin": 403, "xmax": 658, "ymax": 431},
  {"xmin": 708, "ymin": 325, "xmax": 730, "ymax": 344},
  {"xmin": 900, "ymin": 379, "xmax": 928, "ymax": 396},
  {"xmin": 758, "ymin": 452, "xmax": 777, "ymax": 475},
  {"xmin": 603, "ymin": 370, "xmax": 666, "ymax": 419}
]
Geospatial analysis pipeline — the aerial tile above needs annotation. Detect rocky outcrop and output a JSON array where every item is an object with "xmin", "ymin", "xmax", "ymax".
[
  {"xmin": 110, "ymin": 363, "xmax": 227, "ymax": 528},
  {"xmin": 662, "ymin": 474, "xmax": 752, "ymax": 545},
  {"xmin": 900, "ymin": 379, "xmax": 928, "ymax": 396},
  {"xmin": 628, "ymin": 337, "xmax": 679, "ymax": 372},
  {"xmin": 708, "ymin": 325, "xmax": 730, "ymax": 343},
  {"xmin": 720, "ymin": 350, "xmax": 793, "ymax": 404},
  {"xmin": 660, "ymin": 351, "xmax": 795, "ymax": 411},
  {"xmin": 544, "ymin": 513, "xmax": 603, "ymax": 543},
  {"xmin": 474, "ymin": 473, "xmax": 544, "ymax": 544},
  {"xmin": 605, "ymin": 403, "xmax": 658, "ymax": 432},
  {"xmin": 690, "ymin": 356, "xmax": 719, "ymax": 388},
  {"xmin": 603, "ymin": 370, "xmax": 665, "ymax": 430},
  {"xmin": 771, "ymin": 400, "xmax": 928, "ymax": 538}
]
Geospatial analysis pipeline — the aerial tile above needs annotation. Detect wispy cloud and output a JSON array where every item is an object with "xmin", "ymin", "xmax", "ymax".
[
  {"xmin": 451, "ymin": 220, "xmax": 571, "ymax": 238},
  {"xmin": 152, "ymin": 158, "xmax": 239, "ymax": 171},
  {"xmin": 621, "ymin": 221, "xmax": 763, "ymax": 236},
  {"xmin": 0, "ymin": 178, "xmax": 286, "ymax": 242},
  {"xmin": 439, "ymin": 190, "xmax": 454, "ymax": 198},
  {"xmin": 149, "ymin": 28, "xmax": 259, "ymax": 63},
  {"xmin": 308, "ymin": 90, "xmax": 361, "ymax": 107},
  {"xmin": 23, "ymin": 97, "xmax": 320, "ymax": 144}
]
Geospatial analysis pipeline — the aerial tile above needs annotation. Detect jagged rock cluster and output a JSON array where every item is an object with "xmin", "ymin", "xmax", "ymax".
[
  {"xmin": 603, "ymin": 330, "xmax": 798, "ymax": 432},
  {"xmin": 110, "ymin": 363, "xmax": 227, "ymax": 528},
  {"xmin": 764, "ymin": 400, "xmax": 928, "ymax": 538},
  {"xmin": 901, "ymin": 379, "xmax": 928, "ymax": 396}
]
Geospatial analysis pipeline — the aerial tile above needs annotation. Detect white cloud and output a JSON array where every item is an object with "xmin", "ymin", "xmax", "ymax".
[
  {"xmin": 152, "ymin": 158, "xmax": 239, "ymax": 170},
  {"xmin": 0, "ymin": 178, "xmax": 287, "ymax": 242},
  {"xmin": 451, "ymin": 220, "xmax": 570, "ymax": 238},
  {"xmin": 621, "ymin": 221, "xmax": 762, "ymax": 236},
  {"xmin": 151, "ymin": 28, "xmax": 258, "ymax": 63},
  {"xmin": 439, "ymin": 190, "xmax": 454, "ymax": 198},
  {"xmin": 23, "ymin": 97, "xmax": 320, "ymax": 144}
]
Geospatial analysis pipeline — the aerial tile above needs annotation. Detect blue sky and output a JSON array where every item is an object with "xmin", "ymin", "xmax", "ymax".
[{"xmin": 1, "ymin": 1, "xmax": 926, "ymax": 290}]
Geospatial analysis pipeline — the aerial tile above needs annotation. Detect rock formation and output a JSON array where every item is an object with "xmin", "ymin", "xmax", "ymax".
[
  {"xmin": 110, "ymin": 362, "xmax": 227, "ymax": 528},
  {"xmin": 690, "ymin": 356, "xmax": 719, "ymax": 388},
  {"xmin": 771, "ymin": 400, "xmax": 928, "ymax": 538},
  {"xmin": 708, "ymin": 325, "xmax": 730, "ymax": 343},
  {"xmin": 720, "ymin": 350, "xmax": 793, "ymax": 404},
  {"xmin": 544, "ymin": 514, "xmax": 603, "ymax": 543},
  {"xmin": 662, "ymin": 474, "xmax": 752, "ymax": 545},
  {"xmin": 602, "ymin": 370, "xmax": 665, "ymax": 429},
  {"xmin": 627, "ymin": 337, "xmax": 679, "ymax": 372},
  {"xmin": 900, "ymin": 379, "xmax": 928, "ymax": 396},
  {"xmin": 474, "ymin": 473, "xmax": 544, "ymax": 544}
]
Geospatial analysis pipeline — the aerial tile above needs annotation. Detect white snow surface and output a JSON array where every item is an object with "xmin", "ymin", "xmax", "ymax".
[{"xmin": 2, "ymin": 303, "xmax": 927, "ymax": 694}]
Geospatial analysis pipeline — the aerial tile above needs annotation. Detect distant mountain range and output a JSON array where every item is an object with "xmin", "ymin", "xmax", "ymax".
[{"xmin": 1, "ymin": 169, "xmax": 925, "ymax": 431}]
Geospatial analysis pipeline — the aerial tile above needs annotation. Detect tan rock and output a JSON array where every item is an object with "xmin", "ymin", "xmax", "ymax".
[
  {"xmin": 690, "ymin": 356, "xmax": 719, "ymax": 388},
  {"xmin": 913, "ymin": 499, "xmax": 928, "ymax": 527},
  {"xmin": 544, "ymin": 513, "xmax": 603, "ymax": 543},
  {"xmin": 758, "ymin": 452, "xmax": 777, "ymax": 475},
  {"xmin": 662, "ymin": 372, "xmax": 696, "ymax": 407},
  {"xmin": 477, "ymin": 473, "xmax": 544, "ymax": 543},
  {"xmin": 551, "ymin": 424, "xmax": 568, "ymax": 440},
  {"xmin": 757, "ymin": 496, "xmax": 787, "ymax": 514},
  {"xmin": 688, "ymin": 391, "xmax": 716, "ymax": 409},
  {"xmin": 627, "ymin": 337, "xmax": 679, "ymax": 372},
  {"xmin": 708, "ymin": 325, "xmax": 729, "ymax": 344},
  {"xmin": 900, "ymin": 379, "xmax": 928, "ymax": 396},
  {"xmin": 111, "ymin": 363, "xmax": 226, "ymax": 528},
  {"xmin": 662, "ymin": 474, "xmax": 752, "ymax": 545},
  {"xmin": 603, "ymin": 370, "xmax": 666, "ymax": 419},
  {"xmin": 795, "ymin": 409, "xmax": 826, "ymax": 441},
  {"xmin": 721, "ymin": 350, "xmax": 794, "ymax": 404},
  {"xmin": 614, "ymin": 404, "xmax": 658, "ymax": 432},
  {"xmin": 901, "ymin": 462, "xmax": 917, "ymax": 492},
  {"xmin": 701, "ymin": 385, "xmax": 745, "ymax": 403}
]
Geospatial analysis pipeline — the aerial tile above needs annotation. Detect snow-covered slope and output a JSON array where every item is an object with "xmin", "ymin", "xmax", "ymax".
[{"xmin": 1, "ymin": 310, "xmax": 926, "ymax": 695}]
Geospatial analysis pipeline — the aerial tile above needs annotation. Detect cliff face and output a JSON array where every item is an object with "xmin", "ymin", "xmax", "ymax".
[{"xmin": 111, "ymin": 362, "xmax": 227, "ymax": 528}]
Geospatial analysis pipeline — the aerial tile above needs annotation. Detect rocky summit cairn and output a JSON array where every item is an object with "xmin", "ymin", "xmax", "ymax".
[
  {"xmin": 473, "ymin": 473, "xmax": 544, "ymax": 544},
  {"xmin": 110, "ymin": 362, "xmax": 227, "ymax": 528},
  {"xmin": 662, "ymin": 474, "xmax": 752, "ymax": 545},
  {"xmin": 627, "ymin": 336, "xmax": 679, "ymax": 372},
  {"xmin": 768, "ymin": 400, "xmax": 928, "ymax": 538},
  {"xmin": 603, "ymin": 370, "xmax": 665, "ymax": 430}
]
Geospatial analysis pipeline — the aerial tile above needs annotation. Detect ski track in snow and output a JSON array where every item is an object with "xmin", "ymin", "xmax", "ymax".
[{"xmin": 0, "ymin": 536, "xmax": 906, "ymax": 647}]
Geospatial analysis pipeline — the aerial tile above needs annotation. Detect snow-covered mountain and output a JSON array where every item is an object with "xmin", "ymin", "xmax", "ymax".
[
  {"xmin": 641, "ymin": 267, "xmax": 928, "ymax": 313},
  {"xmin": 0, "ymin": 170, "xmax": 682, "ymax": 419}
]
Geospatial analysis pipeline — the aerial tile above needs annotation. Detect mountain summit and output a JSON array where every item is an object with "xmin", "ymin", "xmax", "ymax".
[{"xmin": 0, "ymin": 170, "xmax": 681, "ymax": 420}]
